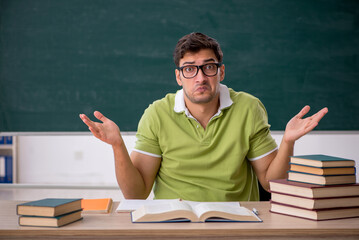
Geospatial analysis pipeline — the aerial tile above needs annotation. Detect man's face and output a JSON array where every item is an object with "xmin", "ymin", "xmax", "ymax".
[{"xmin": 175, "ymin": 49, "xmax": 225, "ymax": 105}]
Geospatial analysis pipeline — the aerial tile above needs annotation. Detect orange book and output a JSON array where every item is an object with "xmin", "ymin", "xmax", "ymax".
[{"xmin": 81, "ymin": 198, "xmax": 113, "ymax": 214}]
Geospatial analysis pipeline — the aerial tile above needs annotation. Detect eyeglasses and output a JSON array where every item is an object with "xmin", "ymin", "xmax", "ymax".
[{"xmin": 178, "ymin": 62, "xmax": 222, "ymax": 79}]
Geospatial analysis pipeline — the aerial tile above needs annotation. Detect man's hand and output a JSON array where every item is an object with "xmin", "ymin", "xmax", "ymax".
[
  {"xmin": 283, "ymin": 105, "xmax": 328, "ymax": 143},
  {"xmin": 79, "ymin": 111, "xmax": 123, "ymax": 146}
]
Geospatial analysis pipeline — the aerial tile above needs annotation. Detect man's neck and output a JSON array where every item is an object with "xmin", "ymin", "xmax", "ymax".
[{"xmin": 184, "ymin": 96, "xmax": 220, "ymax": 129}]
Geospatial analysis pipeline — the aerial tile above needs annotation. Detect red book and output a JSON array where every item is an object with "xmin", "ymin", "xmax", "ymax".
[
  {"xmin": 270, "ymin": 201, "xmax": 359, "ymax": 221},
  {"xmin": 269, "ymin": 179, "xmax": 359, "ymax": 198},
  {"xmin": 271, "ymin": 191, "xmax": 359, "ymax": 209}
]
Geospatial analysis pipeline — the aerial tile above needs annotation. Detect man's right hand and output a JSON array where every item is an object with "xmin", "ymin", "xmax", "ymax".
[
  {"xmin": 79, "ymin": 111, "xmax": 123, "ymax": 146},
  {"xmin": 80, "ymin": 111, "xmax": 160, "ymax": 199}
]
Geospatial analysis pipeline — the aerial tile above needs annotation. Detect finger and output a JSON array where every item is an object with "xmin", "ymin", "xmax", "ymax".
[
  {"xmin": 296, "ymin": 105, "xmax": 311, "ymax": 119},
  {"xmin": 79, "ymin": 113, "xmax": 91, "ymax": 125},
  {"xmin": 94, "ymin": 111, "xmax": 109, "ymax": 123},
  {"xmin": 79, "ymin": 113, "xmax": 98, "ymax": 129},
  {"xmin": 311, "ymin": 107, "xmax": 329, "ymax": 122},
  {"xmin": 79, "ymin": 113, "xmax": 87, "ymax": 120},
  {"xmin": 88, "ymin": 126, "xmax": 102, "ymax": 139}
]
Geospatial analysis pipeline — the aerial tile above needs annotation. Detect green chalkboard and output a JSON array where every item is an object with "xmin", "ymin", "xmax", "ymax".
[{"xmin": 1, "ymin": 0, "xmax": 358, "ymax": 132}]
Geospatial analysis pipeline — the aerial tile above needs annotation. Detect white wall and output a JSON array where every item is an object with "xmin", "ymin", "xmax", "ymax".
[
  {"xmin": 17, "ymin": 132, "xmax": 359, "ymax": 185},
  {"xmin": 17, "ymin": 134, "xmax": 135, "ymax": 185}
]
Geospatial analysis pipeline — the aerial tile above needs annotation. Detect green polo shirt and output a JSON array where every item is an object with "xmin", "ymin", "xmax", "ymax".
[{"xmin": 134, "ymin": 84, "xmax": 277, "ymax": 201}]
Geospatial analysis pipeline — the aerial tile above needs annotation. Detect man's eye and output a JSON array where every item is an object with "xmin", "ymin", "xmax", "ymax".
[
  {"xmin": 205, "ymin": 64, "xmax": 215, "ymax": 70},
  {"xmin": 184, "ymin": 67, "xmax": 195, "ymax": 72}
]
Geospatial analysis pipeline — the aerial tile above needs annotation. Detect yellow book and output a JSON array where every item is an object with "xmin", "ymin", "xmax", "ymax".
[{"xmin": 290, "ymin": 164, "xmax": 356, "ymax": 175}]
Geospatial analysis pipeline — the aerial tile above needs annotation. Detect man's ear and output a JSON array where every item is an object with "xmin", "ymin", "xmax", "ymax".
[
  {"xmin": 175, "ymin": 69, "xmax": 183, "ymax": 86},
  {"xmin": 220, "ymin": 64, "xmax": 225, "ymax": 82}
]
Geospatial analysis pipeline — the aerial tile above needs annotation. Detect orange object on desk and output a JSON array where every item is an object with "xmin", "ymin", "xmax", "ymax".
[{"xmin": 81, "ymin": 198, "xmax": 113, "ymax": 214}]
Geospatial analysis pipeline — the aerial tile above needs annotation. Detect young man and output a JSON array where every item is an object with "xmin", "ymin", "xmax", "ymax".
[{"xmin": 80, "ymin": 33, "xmax": 328, "ymax": 201}]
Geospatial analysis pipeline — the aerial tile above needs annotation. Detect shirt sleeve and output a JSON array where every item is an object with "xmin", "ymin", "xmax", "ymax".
[
  {"xmin": 134, "ymin": 104, "xmax": 162, "ymax": 157},
  {"xmin": 247, "ymin": 99, "xmax": 278, "ymax": 161}
]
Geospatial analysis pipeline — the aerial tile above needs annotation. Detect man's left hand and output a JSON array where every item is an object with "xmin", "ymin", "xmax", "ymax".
[{"xmin": 283, "ymin": 105, "xmax": 328, "ymax": 143}]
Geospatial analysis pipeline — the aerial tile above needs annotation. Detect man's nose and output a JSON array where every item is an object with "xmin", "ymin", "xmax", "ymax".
[{"xmin": 194, "ymin": 68, "xmax": 208, "ymax": 82}]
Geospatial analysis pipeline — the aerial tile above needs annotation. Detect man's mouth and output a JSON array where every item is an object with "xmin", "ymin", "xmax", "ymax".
[{"xmin": 195, "ymin": 85, "xmax": 209, "ymax": 93}]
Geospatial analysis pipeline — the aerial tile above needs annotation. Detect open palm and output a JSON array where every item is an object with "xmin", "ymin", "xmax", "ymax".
[
  {"xmin": 79, "ymin": 111, "xmax": 122, "ymax": 146},
  {"xmin": 284, "ymin": 106, "xmax": 328, "ymax": 143}
]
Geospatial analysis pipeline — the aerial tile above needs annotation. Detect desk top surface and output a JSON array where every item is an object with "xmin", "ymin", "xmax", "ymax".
[{"xmin": 1, "ymin": 200, "xmax": 359, "ymax": 239}]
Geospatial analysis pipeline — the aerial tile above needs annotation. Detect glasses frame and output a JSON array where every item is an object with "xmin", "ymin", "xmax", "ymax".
[{"xmin": 178, "ymin": 62, "xmax": 222, "ymax": 79}]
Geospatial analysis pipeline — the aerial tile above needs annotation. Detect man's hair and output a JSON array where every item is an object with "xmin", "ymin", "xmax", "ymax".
[{"xmin": 173, "ymin": 32, "xmax": 223, "ymax": 67}]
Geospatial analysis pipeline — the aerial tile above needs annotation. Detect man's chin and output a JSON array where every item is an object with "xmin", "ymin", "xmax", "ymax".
[{"xmin": 190, "ymin": 95, "xmax": 215, "ymax": 104}]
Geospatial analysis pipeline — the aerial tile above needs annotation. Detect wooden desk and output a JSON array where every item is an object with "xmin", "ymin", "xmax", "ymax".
[{"xmin": 1, "ymin": 200, "xmax": 358, "ymax": 240}]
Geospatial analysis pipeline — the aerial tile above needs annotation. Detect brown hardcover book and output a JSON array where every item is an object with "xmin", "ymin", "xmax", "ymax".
[
  {"xmin": 289, "ymin": 164, "xmax": 356, "ymax": 176},
  {"xmin": 271, "ymin": 192, "xmax": 359, "ymax": 209},
  {"xmin": 270, "ymin": 201, "xmax": 359, "ymax": 221},
  {"xmin": 290, "ymin": 154, "xmax": 355, "ymax": 168},
  {"xmin": 288, "ymin": 171, "xmax": 356, "ymax": 185},
  {"xmin": 18, "ymin": 210, "xmax": 82, "ymax": 227},
  {"xmin": 17, "ymin": 198, "xmax": 82, "ymax": 217},
  {"xmin": 269, "ymin": 179, "xmax": 359, "ymax": 198}
]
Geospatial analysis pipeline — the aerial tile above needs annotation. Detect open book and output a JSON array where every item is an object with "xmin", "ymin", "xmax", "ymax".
[{"xmin": 131, "ymin": 199, "xmax": 261, "ymax": 223}]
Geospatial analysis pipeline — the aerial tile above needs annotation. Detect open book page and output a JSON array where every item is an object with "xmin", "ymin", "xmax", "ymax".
[
  {"xmin": 192, "ymin": 202, "xmax": 260, "ymax": 222},
  {"xmin": 142, "ymin": 201, "xmax": 192, "ymax": 214},
  {"xmin": 130, "ymin": 200, "xmax": 262, "ymax": 223},
  {"xmin": 184, "ymin": 200, "xmax": 240, "ymax": 209},
  {"xmin": 131, "ymin": 200, "xmax": 198, "ymax": 222}
]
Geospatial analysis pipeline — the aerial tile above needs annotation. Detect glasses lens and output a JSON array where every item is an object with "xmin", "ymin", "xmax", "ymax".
[
  {"xmin": 202, "ymin": 63, "xmax": 218, "ymax": 76},
  {"xmin": 182, "ymin": 66, "xmax": 198, "ymax": 78},
  {"xmin": 180, "ymin": 63, "xmax": 220, "ymax": 78}
]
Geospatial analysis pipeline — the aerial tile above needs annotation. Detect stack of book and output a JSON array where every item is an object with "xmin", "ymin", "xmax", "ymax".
[
  {"xmin": 16, "ymin": 198, "xmax": 83, "ymax": 227},
  {"xmin": 269, "ymin": 154, "xmax": 359, "ymax": 220},
  {"xmin": 287, "ymin": 154, "xmax": 356, "ymax": 185}
]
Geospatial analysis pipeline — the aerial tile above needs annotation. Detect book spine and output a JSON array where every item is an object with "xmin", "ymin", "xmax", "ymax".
[
  {"xmin": 0, "ymin": 156, "xmax": 13, "ymax": 183},
  {"xmin": 0, "ymin": 156, "xmax": 5, "ymax": 183},
  {"xmin": 270, "ymin": 191, "xmax": 359, "ymax": 200},
  {"xmin": 290, "ymin": 163, "xmax": 356, "ymax": 169},
  {"xmin": 5, "ymin": 136, "xmax": 13, "ymax": 144},
  {"xmin": 270, "ymin": 200, "xmax": 359, "ymax": 211},
  {"xmin": 288, "ymin": 170, "xmax": 356, "ymax": 177},
  {"xmin": 6, "ymin": 156, "xmax": 13, "ymax": 183},
  {"xmin": 0, "ymin": 136, "xmax": 12, "ymax": 144}
]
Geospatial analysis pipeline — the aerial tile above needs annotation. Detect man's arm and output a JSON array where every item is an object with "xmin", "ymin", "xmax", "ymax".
[
  {"xmin": 251, "ymin": 105, "xmax": 328, "ymax": 191},
  {"xmin": 113, "ymin": 145, "xmax": 161, "ymax": 199},
  {"xmin": 79, "ymin": 111, "xmax": 160, "ymax": 199}
]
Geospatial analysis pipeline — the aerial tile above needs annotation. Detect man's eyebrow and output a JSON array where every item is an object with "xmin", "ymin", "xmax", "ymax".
[
  {"xmin": 203, "ymin": 58, "xmax": 216, "ymax": 63},
  {"xmin": 182, "ymin": 61, "xmax": 195, "ymax": 65},
  {"xmin": 182, "ymin": 58, "xmax": 216, "ymax": 66}
]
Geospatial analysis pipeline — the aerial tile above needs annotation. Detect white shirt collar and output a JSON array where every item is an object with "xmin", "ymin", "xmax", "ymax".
[{"xmin": 174, "ymin": 84, "xmax": 233, "ymax": 117}]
